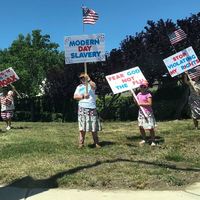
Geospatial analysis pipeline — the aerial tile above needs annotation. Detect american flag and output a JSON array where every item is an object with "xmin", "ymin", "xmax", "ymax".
[
  {"xmin": 168, "ymin": 29, "xmax": 187, "ymax": 45},
  {"xmin": 188, "ymin": 65, "xmax": 200, "ymax": 80},
  {"xmin": 82, "ymin": 7, "xmax": 99, "ymax": 24}
]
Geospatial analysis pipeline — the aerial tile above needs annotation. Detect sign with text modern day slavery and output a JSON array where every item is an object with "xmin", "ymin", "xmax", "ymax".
[
  {"xmin": 0, "ymin": 67, "xmax": 19, "ymax": 87},
  {"xmin": 163, "ymin": 46, "xmax": 200, "ymax": 77},
  {"xmin": 106, "ymin": 67, "xmax": 146, "ymax": 94},
  {"xmin": 64, "ymin": 33, "xmax": 105, "ymax": 64}
]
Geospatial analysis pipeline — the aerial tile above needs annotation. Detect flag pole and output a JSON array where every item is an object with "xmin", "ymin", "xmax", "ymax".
[
  {"xmin": 130, "ymin": 89, "xmax": 149, "ymax": 121},
  {"xmin": 167, "ymin": 28, "xmax": 197, "ymax": 91},
  {"xmin": 82, "ymin": 5, "xmax": 88, "ymax": 94},
  {"xmin": 10, "ymin": 83, "xmax": 22, "ymax": 98}
]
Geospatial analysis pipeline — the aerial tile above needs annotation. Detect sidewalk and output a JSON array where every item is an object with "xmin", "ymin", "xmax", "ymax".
[{"xmin": 0, "ymin": 182, "xmax": 199, "ymax": 200}]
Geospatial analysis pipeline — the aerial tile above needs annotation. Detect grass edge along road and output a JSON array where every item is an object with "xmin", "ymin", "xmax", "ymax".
[{"xmin": 0, "ymin": 120, "xmax": 199, "ymax": 190}]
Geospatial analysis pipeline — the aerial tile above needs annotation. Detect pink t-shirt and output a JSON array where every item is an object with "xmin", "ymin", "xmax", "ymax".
[{"xmin": 137, "ymin": 92, "xmax": 153, "ymax": 114}]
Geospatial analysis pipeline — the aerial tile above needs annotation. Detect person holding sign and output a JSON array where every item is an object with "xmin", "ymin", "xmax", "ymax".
[
  {"xmin": 135, "ymin": 81, "xmax": 156, "ymax": 146},
  {"xmin": 184, "ymin": 73, "xmax": 200, "ymax": 129},
  {"xmin": 73, "ymin": 73, "xmax": 101, "ymax": 148},
  {"xmin": 0, "ymin": 86, "xmax": 15, "ymax": 130}
]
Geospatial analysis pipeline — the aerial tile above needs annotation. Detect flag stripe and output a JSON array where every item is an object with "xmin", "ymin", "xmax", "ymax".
[
  {"xmin": 82, "ymin": 7, "xmax": 99, "ymax": 25},
  {"xmin": 168, "ymin": 29, "xmax": 187, "ymax": 45},
  {"xmin": 188, "ymin": 65, "xmax": 200, "ymax": 79}
]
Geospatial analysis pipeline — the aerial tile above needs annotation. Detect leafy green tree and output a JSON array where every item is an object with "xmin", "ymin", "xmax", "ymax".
[
  {"xmin": 0, "ymin": 30, "xmax": 63, "ymax": 120},
  {"xmin": 6, "ymin": 30, "xmax": 62, "ymax": 96}
]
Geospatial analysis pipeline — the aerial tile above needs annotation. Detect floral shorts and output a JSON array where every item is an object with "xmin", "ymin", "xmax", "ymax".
[
  {"xmin": 138, "ymin": 111, "xmax": 156, "ymax": 130},
  {"xmin": 78, "ymin": 107, "xmax": 101, "ymax": 132}
]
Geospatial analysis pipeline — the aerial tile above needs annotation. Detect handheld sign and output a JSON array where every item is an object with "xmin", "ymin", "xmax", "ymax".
[
  {"xmin": 106, "ymin": 67, "xmax": 148, "ymax": 118},
  {"xmin": 163, "ymin": 46, "xmax": 200, "ymax": 77},
  {"xmin": 0, "ymin": 67, "xmax": 19, "ymax": 87},
  {"xmin": 64, "ymin": 33, "xmax": 105, "ymax": 64},
  {"xmin": 106, "ymin": 67, "xmax": 146, "ymax": 94}
]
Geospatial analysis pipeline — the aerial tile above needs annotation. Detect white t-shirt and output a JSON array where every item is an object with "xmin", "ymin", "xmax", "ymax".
[{"xmin": 74, "ymin": 84, "xmax": 96, "ymax": 109}]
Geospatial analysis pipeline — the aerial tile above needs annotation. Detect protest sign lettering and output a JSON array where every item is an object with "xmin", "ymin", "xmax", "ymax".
[
  {"xmin": 106, "ymin": 67, "xmax": 146, "ymax": 94},
  {"xmin": 0, "ymin": 67, "xmax": 19, "ymax": 88},
  {"xmin": 163, "ymin": 46, "xmax": 200, "ymax": 77},
  {"xmin": 64, "ymin": 33, "xmax": 105, "ymax": 64}
]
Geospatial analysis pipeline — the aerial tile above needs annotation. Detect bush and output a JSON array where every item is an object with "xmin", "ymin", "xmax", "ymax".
[
  {"xmin": 14, "ymin": 85, "xmax": 190, "ymax": 121},
  {"xmin": 96, "ymin": 96, "xmax": 119, "ymax": 120},
  {"xmin": 115, "ymin": 96, "xmax": 138, "ymax": 121},
  {"xmin": 40, "ymin": 112, "xmax": 52, "ymax": 122},
  {"xmin": 52, "ymin": 113, "xmax": 63, "ymax": 122},
  {"xmin": 14, "ymin": 111, "xmax": 64, "ymax": 122},
  {"xmin": 14, "ymin": 111, "xmax": 32, "ymax": 121},
  {"xmin": 153, "ymin": 100, "xmax": 178, "ymax": 120}
]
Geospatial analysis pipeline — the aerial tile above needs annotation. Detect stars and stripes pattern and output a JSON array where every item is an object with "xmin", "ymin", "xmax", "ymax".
[
  {"xmin": 168, "ymin": 29, "xmax": 187, "ymax": 45},
  {"xmin": 82, "ymin": 7, "xmax": 99, "ymax": 24},
  {"xmin": 188, "ymin": 65, "xmax": 200, "ymax": 80}
]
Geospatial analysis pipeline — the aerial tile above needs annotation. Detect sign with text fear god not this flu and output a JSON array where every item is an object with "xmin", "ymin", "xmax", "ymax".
[
  {"xmin": 106, "ymin": 67, "xmax": 147, "ymax": 94},
  {"xmin": 163, "ymin": 46, "xmax": 200, "ymax": 77},
  {"xmin": 64, "ymin": 33, "xmax": 105, "ymax": 64},
  {"xmin": 0, "ymin": 67, "xmax": 19, "ymax": 87}
]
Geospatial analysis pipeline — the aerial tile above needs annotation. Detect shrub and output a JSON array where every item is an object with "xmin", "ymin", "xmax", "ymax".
[
  {"xmin": 14, "ymin": 111, "xmax": 32, "ymax": 121},
  {"xmin": 40, "ymin": 112, "xmax": 52, "ymax": 122},
  {"xmin": 52, "ymin": 113, "xmax": 63, "ymax": 122}
]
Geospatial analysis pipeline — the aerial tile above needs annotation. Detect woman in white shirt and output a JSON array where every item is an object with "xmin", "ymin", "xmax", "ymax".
[{"xmin": 74, "ymin": 73, "xmax": 101, "ymax": 148}]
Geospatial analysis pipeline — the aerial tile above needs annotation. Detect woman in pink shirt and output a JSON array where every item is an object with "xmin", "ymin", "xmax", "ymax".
[{"xmin": 136, "ymin": 81, "xmax": 156, "ymax": 146}]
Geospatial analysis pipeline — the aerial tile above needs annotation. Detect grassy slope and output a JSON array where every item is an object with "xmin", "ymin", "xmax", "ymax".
[{"xmin": 0, "ymin": 120, "xmax": 199, "ymax": 190}]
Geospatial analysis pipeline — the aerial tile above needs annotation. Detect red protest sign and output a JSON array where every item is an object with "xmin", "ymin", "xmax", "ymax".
[{"xmin": 0, "ymin": 67, "xmax": 19, "ymax": 87}]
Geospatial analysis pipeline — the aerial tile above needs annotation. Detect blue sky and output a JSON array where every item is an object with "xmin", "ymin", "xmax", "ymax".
[{"xmin": 0, "ymin": 0, "xmax": 200, "ymax": 52}]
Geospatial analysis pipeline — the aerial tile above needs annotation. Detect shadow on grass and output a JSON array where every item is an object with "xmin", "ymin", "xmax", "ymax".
[
  {"xmin": 126, "ymin": 136, "xmax": 165, "ymax": 144},
  {"xmin": 11, "ymin": 126, "xmax": 32, "ymax": 130},
  {"xmin": 0, "ymin": 126, "xmax": 31, "ymax": 134},
  {"xmin": 0, "ymin": 129, "xmax": 7, "ymax": 133},
  {"xmin": 1, "ymin": 158, "xmax": 200, "ymax": 199},
  {"xmin": 88, "ymin": 141, "xmax": 115, "ymax": 148}
]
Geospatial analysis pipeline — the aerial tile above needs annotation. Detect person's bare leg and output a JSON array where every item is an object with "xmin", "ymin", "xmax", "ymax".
[
  {"xmin": 79, "ymin": 131, "xmax": 86, "ymax": 148},
  {"xmin": 92, "ymin": 132, "xmax": 101, "ymax": 148},
  {"xmin": 150, "ymin": 129, "xmax": 156, "ymax": 146},
  {"xmin": 139, "ymin": 126, "xmax": 146, "ymax": 145},
  {"xmin": 193, "ymin": 118, "xmax": 198, "ymax": 130}
]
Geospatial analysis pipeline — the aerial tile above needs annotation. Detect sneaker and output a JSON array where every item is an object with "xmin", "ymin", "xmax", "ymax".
[
  {"xmin": 139, "ymin": 140, "xmax": 146, "ymax": 145},
  {"xmin": 95, "ymin": 144, "xmax": 101, "ymax": 148},
  {"xmin": 6, "ymin": 126, "xmax": 11, "ymax": 130},
  {"xmin": 151, "ymin": 142, "xmax": 156, "ymax": 146}
]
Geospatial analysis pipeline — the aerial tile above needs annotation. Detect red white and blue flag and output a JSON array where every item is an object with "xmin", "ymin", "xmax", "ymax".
[
  {"xmin": 168, "ymin": 29, "xmax": 187, "ymax": 45},
  {"xmin": 188, "ymin": 65, "xmax": 200, "ymax": 80},
  {"xmin": 82, "ymin": 6, "xmax": 99, "ymax": 24}
]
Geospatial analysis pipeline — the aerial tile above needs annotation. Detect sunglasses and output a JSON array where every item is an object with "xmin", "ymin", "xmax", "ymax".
[{"xmin": 140, "ymin": 85, "xmax": 147, "ymax": 88}]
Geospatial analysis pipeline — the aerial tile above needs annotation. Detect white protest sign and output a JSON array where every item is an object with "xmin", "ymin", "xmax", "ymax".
[
  {"xmin": 163, "ymin": 46, "xmax": 200, "ymax": 77},
  {"xmin": 64, "ymin": 33, "xmax": 105, "ymax": 64},
  {"xmin": 0, "ymin": 67, "xmax": 19, "ymax": 87},
  {"xmin": 106, "ymin": 67, "xmax": 146, "ymax": 94}
]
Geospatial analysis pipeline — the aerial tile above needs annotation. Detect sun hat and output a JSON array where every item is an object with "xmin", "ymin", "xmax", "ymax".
[{"xmin": 79, "ymin": 72, "xmax": 86, "ymax": 78}]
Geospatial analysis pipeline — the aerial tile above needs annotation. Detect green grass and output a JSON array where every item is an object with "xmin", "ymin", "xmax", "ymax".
[{"xmin": 0, "ymin": 120, "xmax": 200, "ymax": 190}]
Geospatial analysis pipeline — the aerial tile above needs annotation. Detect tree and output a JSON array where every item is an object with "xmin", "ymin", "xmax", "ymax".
[
  {"xmin": 7, "ymin": 30, "xmax": 62, "ymax": 96},
  {"xmin": 120, "ymin": 19, "xmax": 178, "ymax": 88},
  {"xmin": 0, "ymin": 30, "xmax": 63, "ymax": 120}
]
